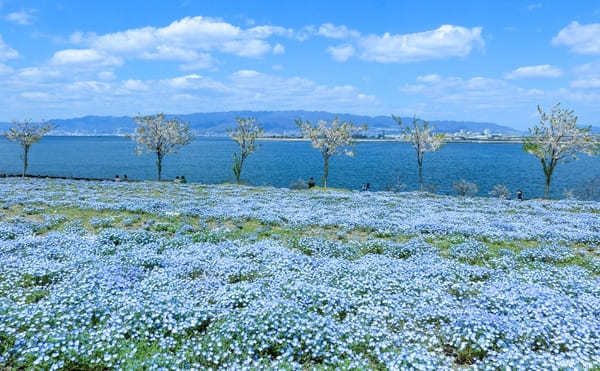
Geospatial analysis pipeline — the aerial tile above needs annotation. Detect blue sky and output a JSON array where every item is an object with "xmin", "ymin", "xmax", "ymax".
[{"xmin": 1, "ymin": 0, "xmax": 600, "ymax": 129}]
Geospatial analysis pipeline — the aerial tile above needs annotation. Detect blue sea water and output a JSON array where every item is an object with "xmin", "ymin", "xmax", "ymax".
[{"xmin": 0, "ymin": 136, "xmax": 598, "ymax": 198}]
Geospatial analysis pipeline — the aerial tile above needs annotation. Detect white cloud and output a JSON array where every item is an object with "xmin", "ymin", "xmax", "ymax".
[
  {"xmin": 179, "ymin": 53, "xmax": 215, "ymax": 70},
  {"xmin": 573, "ymin": 60, "xmax": 600, "ymax": 75},
  {"xmin": 527, "ymin": 3, "xmax": 542, "ymax": 11},
  {"xmin": 416, "ymin": 74, "xmax": 442, "ymax": 83},
  {"xmin": 553, "ymin": 22, "xmax": 600, "ymax": 54},
  {"xmin": 140, "ymin": 45, "xmax": 200, "ymax": 61},
  {"xmin": 570, "ymin": 78, "xmax": 600, "ymax": 89},
  {"xmin": 0, "ymin": 34, "xmax": 18, "ymax": 60},
  {"xmin": 97, "ymin": 71, "xmax": 116, "ymax": 80},
  {"xmin": 5, "ymin": 9, "xmax": 35, "ymax": 25},
  {"xmin": 358, "ymin": 25, "xmax": 484, "ymax": 63},
  {"xmin": 326, "ymin": 44, "xmax": 355, "ymax": 62},
  {"xmin": 50, "ymin": 49, "xmax": 123, "ymax": 67},
  {"xmin": 220, "ymin": 39, "xmax": 271, "ymax": 57},
  {"xmin": 318, "ymin": 23, "xmax": 360, "ymax": 39},
  {"xmin": 122, "ymin": 79, "xmax": 149, "ymax": 91},
  {"xmin": 0, "ymin": 69, "xmax": 379, "ymax": 119},
  {"xmin": 272, "ymin": 43, "xmax": 285, "ymax": 55},
  {"xmin": 295, "ymin": 25, "xmax": 316, "ymax": 41},
  {"xmin": 569, "ymin": 60, "xmax": 600, "ymax": 88},
  {"xmin": 74, "ymin": 16, "xmax": 289, "ymax": 63},
  {"xmin": 319, "ymin": 25, "xmax": 484, "ymax": 63},
  {"xmin": 398, "ymin": 74, "xmax": 546, "ymax": 122},
  {"xmin": 505, "ymin": 64, "xmax": 563, "ymax": 79}
]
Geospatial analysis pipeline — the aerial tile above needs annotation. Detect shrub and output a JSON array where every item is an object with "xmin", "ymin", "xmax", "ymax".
[
  {"xmin": 489, "ymin": 184, "xmax": 510, "ymax": 199},
  {"xmin": 453, "ymin": 179, "xmax": 478, "ymax": 197},
  {"xmin": 289, "ymin": 178, "xmax": 308, "ymax": 190}
]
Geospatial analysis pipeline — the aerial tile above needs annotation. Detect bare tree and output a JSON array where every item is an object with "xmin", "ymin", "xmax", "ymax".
[
  {"xmin": 5, "ymin": 119, "xmax": 54, "ymax": 177},
  {"xmin": 523, "ymin": 103, "xmax": 598, "ymax": 199},
  {"xmin": 392, "ymin": 115, "xmax": 446, "ymax": 191},
  {"xmin": 453, "ymin": 179, "xmax": 479, "ymax": 197},
  {"xmin": 295, "ymin": 118, "xmax": 366, "ymax": 188},
  {"xmin": 228, "ymin": 117, "xmax": 263, "ymax": 184},
  {"xmin": 131, "ymin": 113, "xmax": 195, "ymax": 181}
]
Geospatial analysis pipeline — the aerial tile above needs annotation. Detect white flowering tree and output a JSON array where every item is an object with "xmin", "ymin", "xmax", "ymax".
[
  {"xmin": 295, "ymin": 118, "xmax": 366, "ymax": 188},
  {"xmin": 5, "ymin": 119, "xmax": 54, "ymax": 177},
  {"xmin": 131, "ymin": 113, "xmax": 195, "ymax": 181},
  {"xmin": 523, "ymin": 103, "xmax": 598, "ymax": 199},
  {"xmin": 228, "ymin": 117, "xmax": 263, "ymax": 184},
  {"xmin": 393, "ymin": 115, "xmax": 446, "ymax": 191}
]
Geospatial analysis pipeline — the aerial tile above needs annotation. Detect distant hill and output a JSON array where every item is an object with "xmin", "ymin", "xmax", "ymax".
[{"xmin": 3, "ymin": 111, "xmax": 525, "ymax": 136}]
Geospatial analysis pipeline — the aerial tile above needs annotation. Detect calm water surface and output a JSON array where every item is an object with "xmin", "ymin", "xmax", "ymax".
[{"xmin": 1, "ymin": 136, "xmax": 599, "ymax": 198}]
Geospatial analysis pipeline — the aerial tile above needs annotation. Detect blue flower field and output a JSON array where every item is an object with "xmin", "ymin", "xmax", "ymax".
[{"xmin": 1, "ymin": 178, "xmax": 599, "ymax": 370}]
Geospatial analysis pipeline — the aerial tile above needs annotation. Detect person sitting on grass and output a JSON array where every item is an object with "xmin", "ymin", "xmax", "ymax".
[
  {"xmin": 114, "ymin": 175, "xmax": 120, "ymax": 182},
  {"xmin": 180, "ymin": 175, "xmax": 187, "ymax": 184},
  {"xmin": 308, "ymin": 177, "xmax": 316, "ymax": 188}
]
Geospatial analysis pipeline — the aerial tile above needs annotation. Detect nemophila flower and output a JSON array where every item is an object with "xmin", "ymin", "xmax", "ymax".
[
  {"xmin": 518, "ymin": 244, "xmax": 575, "ymax": 264},
  {"xmin": 449, "ymin": 240, "xmax": 492, "ymax": 264},
  {"xmin": 1, "ymin": 178, "xmax": 600, "ymax": 369}
]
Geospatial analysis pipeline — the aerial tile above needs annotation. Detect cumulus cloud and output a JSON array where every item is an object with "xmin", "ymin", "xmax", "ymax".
[
  {"xmin": 318, "ymin": 23, "xmax": 360, "ymax": 39},
  {"xmin": 0, "ymin": 34, "xmax": 18, "ymax": 61},
  {"xmin": 326, "ymin": 44, "xmax": 355, "ymax": 62},
  {"xmin": 72, "ymin": 16, "xmax": 291, "ymax": 63},
  {"xmin": 318, "ymin": 24, "xmax": 484, "ymax": 63},
  {"xmin": 0, "ymin": 69, "xmax": 379, "ymax": 119},
  {"xmin": 50, "ymin": 49, "xmax": 123, "ymax": 67},
  {"xmin": 553, "ymin": 22, "xmax": 600, "ymax": 54},
  {"xmin": 358, "ymin": 25, "xmax": 484, "ymax": 63},
  {"xmin": 47, "ymin": 16, "xmax": 296, "ymax": 73},
  {"xmin": 569, "ymin": 60, "xmax": 600, "ymax": 88},
  {"xmin": 5, "ymin": 9, "xmax": 35, "ymax": 25},
  {"xmin": 504, "ymin": 65, "xmax": 563, "ymax": 79},
  {"xmin": 179, "ymin": 53, "xmax": 215, "ymax": 70},
  {"xmin": 398, "ymin": 74, "xmax": 547, "ymax": 122},
  {"xmin": 295, "ymin": 25, "xmax": 316, "ymax": 41}
]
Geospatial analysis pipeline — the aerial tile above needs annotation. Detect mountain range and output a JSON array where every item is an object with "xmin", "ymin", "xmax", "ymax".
[{"xmin": 39, "ymin": 111, "xmax": 526, "ymax": 136}]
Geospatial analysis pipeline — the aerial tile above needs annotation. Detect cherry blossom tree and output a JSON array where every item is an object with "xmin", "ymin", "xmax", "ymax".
[
  {"xmin": 295, "ymin": 118, "xmax": 366, "ymax": 188},
  {"xmin": 523, "ymin": 103, "xmax": 598, "ymax": 199},
  {"xmin": 393, "ymin": 115, "xmax": 446, "ymax": 191},
  {"xmin": 131, "ymin": 113, "xmax": 194, "ymax": 181},
  {"xmin": 228, "ymin": 117, "xmax": 263, "ymax": 184},
  {"xmin": 5, "ymin": 119, "xmax": 54, "ymax": 177}
]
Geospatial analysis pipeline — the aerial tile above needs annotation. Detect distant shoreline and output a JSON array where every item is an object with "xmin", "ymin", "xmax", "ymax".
[{"xmin": 38, "ymin": 135, "xmax": 527, "ymax": 144}]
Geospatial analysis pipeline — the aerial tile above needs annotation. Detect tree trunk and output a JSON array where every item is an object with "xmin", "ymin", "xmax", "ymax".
[
  {"xmin": 235, "ymin": 156, "xmax": 244, "ymax": 184},
  {"xmin": 417, "ymin": 160, "xmax": 424, "ymax": 191},
  {"xmin": 156, "ymin": 152, "xmax": 163, "ymax": 181},
  {"xmin": 322, "ymin": 155, "xmax": 329, "ymax": 188},
  {"xmin": 22, "ymin": 145, "xmax": 30, "ymax": 177},
  {"xmin": 416, "ymin": 151, "xmax": 424, "ymax": 191},
  {"xmin": 543, "ymin": 160, "xmax": 555, "ymax": 200}
]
